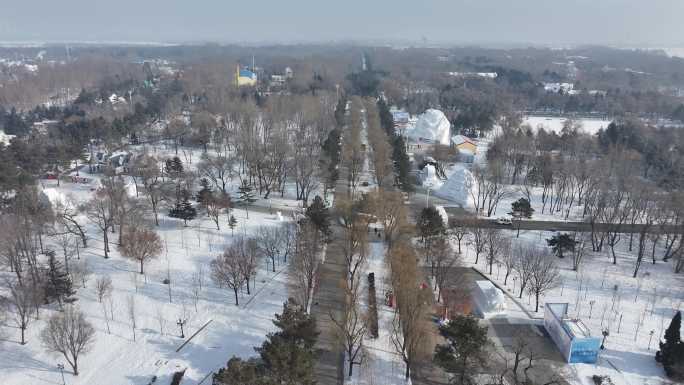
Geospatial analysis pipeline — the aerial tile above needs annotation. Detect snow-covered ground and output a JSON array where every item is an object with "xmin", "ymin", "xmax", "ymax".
[
  {"xmin": 459, "ymin": 228, "xmax": 684, "ymax": 385},
  {"xmin": 350, "ymin": 239, "xmax": 410, "ymax": 385},
  {"xmin": 0, "ymin": 145, "xmax": 303, "ymax": 385},
  {"xmin": 523, "ymin": 116, "xmax": 612, "ymax": 136}
]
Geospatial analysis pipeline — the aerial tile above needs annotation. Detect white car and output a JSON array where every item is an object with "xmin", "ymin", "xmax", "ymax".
[{"xmin": 496, "ymin": 217, "xmax": 512, "ymax": 225}]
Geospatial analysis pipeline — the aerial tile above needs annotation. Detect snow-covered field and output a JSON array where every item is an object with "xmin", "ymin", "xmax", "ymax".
[
  {"xmin": 0, "ymin": 146, "xmax": 299, "ymax": 385},
  {"xmin": 459, "ymin": 228, "xmax": 683, "ymax": 385},
  {"xmin": 523, "ymin": 116, "xmax": 612, "ymax": 136}
]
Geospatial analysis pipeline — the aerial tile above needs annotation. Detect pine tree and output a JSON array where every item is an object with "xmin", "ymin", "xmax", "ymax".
[
  {"xmin": 237, "ymin": 181, "xmax": 257, "ymax": 219},
  {"xmin": 255, "ymin": 298, "xmax": 318, "ymax": 385},
  {"xmin": 197, "ymin": 178, "xmax": 213, "ymax": 209},
  {"xmin": 165, "ymin": 156, "xmax": 184, "ymax": 178},
  {"xmin": 44, "ymin": 251, "xmax": 75, "ymax": 307},
  {"xmin": 657, "ymin": 311, "xmax": 684, "ymax": 379},
  {"xmin": 510, "ymin": 198, "xmax": 534, "ymax": 219},
  {"xmin": 169, "ymin": 196, "xmax": 197, "ymax": 226},
  {"xmin": 547, "ymin": 233, "xmax": 576, "ymax": 258},
  {"xmin": 418, "ymin": 206, "xmax": 445, "ymax": 242},
  {"xmin": 228, "ymin": 215, "xmax": 238, "ymax": 236},
  {"xmin": 305, "ymin": 195, "xmax": 331, "ymax": 240}
]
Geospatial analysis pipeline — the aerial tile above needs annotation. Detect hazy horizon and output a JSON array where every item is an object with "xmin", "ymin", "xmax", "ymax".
[{"xmin": 1, "ymin": 0, "xmax": 683, "ymax": 48}]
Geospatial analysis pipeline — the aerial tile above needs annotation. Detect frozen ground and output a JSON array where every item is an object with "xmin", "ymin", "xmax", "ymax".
[
  {"xmin": 459, "ymin": 227, "xmax": 684, "ymax": 385},
  {"xmin": 0, "ymin": 146, "xmax": 300, "ymax": 385},
  {"xmin": 523, "ymin": 116, "xmax": 612, "ymax": 136}
]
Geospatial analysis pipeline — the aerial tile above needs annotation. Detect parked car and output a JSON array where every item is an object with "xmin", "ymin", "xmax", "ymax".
[{"xmin": 496, "ymin": 217, "xmax": 512, "ymax": 225}]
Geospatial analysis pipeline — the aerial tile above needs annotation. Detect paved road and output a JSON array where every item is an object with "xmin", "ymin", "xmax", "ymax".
[{"xmin": 444, "ymin": 207, "xmax": 684, "ymax": 234}]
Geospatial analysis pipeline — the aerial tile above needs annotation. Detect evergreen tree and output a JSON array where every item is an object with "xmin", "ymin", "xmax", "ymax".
[
  {"xmin": 510, "ymin": 198, "xmax": 534, "ymax": 219},
  {"xmin": 434, "ymin": 315, "xmax": 490, "ymax": 385},
  {"xmin": 44, "ymin": 251, "xmax": 75, "ymax": 307},
  {"xmin": 305, "ymin": 195, "xmax": 331, "ymax": 240},
  {"xmin": 657, "ymin": 311, "xmax": 684, "ymax": 379},
  {"xmin": 165, "ymin": 156, "xmax": 184, "ymax": 178},
  {"xmin": 212, "ymin": 298, "xmax": 318, "ymax": 385},
  {"xmin": 169, "ymin": 195, "xmax": 197, "ymax": 226},
  {"xmin": 418, "ymin": 206, "xmax": 445, "ymax": 242},
  {"xmin": 255, "ymin": 298, "xmax": 318, "ymax": 385},
  {"xmin": 237, "ymin": 181, "xmax": 257, "ymax": 219},
  {"xmin": 228, "ymin": 215, "xmax": 238, "ymax": 236},
  {"xmin": 547, "ymin": 233, "xmax": 576, "ymax": 258}
]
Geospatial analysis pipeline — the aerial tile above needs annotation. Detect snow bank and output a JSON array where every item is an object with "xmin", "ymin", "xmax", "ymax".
[
  {"xmin": 434, "ymin": 164, "xmax": 475, "ymax": 207},
  {"xmin": 406, "ymin": 109, "xmax": 451, "ymax": 145},
  {"xmin": 472, "ymin": 280, "xmax": 506, "ymax": 318}
]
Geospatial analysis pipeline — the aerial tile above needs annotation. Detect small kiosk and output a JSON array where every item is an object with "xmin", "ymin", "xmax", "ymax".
[{"xmin": 544, "ymin": 303, "xmax": 601, "ymax": 364}]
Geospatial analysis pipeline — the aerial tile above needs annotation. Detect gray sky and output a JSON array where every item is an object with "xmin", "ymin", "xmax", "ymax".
[{"xmin": 1, "ymin": 0, "xmax": 683, "ymax": 46}]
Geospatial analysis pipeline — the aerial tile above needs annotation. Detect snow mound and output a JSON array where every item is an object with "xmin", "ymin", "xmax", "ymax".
[
  {"xmin": 434, "ymin": 164, "xmax": 475, "ymax": 207},
  {"xmin": 407, "ymin": 109, "xmax": 451, "ymax": 146},
  {"xmin": 472, "ymin": 281, "xmax": 506, "ymax": 318},
  {"xmin": 434, "ymin": 205, "xmax": 449, "ymax": 226},
  {"xmin": 420, "ymin": 164, "xmax": 443, "ymax": 188}
]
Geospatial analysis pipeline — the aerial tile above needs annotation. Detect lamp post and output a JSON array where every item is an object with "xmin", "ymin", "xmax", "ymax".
[
  {"xmin": 57, "ymin": 364, "xmax": 66, "ymax": 385},
  {"xmin": 589, "ymin": 300, "xmax": 596, "ymax": 319},
  {"xmin": 648, "ymin": 330, "xmax": 655, "ymax": 350},
  {"xmin": 601, "ymin": 328, "xmax": 610, "ymax": 350},
  {"xmin": 177, "ymin": 318, "xmax": 186, "ymax": 338}
]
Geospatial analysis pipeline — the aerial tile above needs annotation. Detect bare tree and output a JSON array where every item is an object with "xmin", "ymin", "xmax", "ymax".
[
  {"xmin": 95, "ymin": 276, "xmax": 113, "ymax": 303},
  {"xmin": 6, "ymin": 279, "xmax": 34, "ymax": 344},
  {"xmin": 119, "ymin": 228, "xmax": 163, "ymax": 274},
  {"xmin": 528, "ymin": 250, "xmax": 560, "ymax": 312},
  {"xmin": 40, "ymin": 306, "xmax": 95, "ymax": 375},
  {"xmin": 127, "ymin": 295, "xmax": 137, "ymax": 341},
  {"xmin": 570, "ymin": 232, "xmax": 589, "ymax": 271},
  {"xmin": 257, "ymin": 225, "xmax": 284, "ymax": 273},
  {"xmin": 211, "ymin": 244, "xmax": 244, "ymax": 306},
  {"xmin": 389, "ymin": 244, "xmax": 429, "ymax": 380},
  {"xmin": 515, "ymin": 246, "xmax": 536, "ymax": 299},
  {"xmin": 70, "ymin": 259, "xmax": 91, "ymax": 289},
  {"xmin": 84, "ymin": 190, "xmax": 115, "ymax": 258},
  {"xmin": 291, "ymin": 222, "xmax": 322, "ymax": 312},
  {"xmin": 53, "ymin": 196, "xmax": 87, "ymax": 247},
  {"xmin": 198, "ymin": 153, "xmax": 234, "ymax": 194},
  {"xmin": 341, "ymin": 217, "xmax": 370, "ymax": 290},
  {"xmin": 238, "ymin": 237, "xmax": 259, "ymax": 295},
  {"xmin": 330, "ymin": 280, "xmax": 367, "ymax": 378},
  {"xmin": 485, "ymin": 229, "xmax": 507, "ymax": 275},
  {"xmin": 433, "ymin": 238, "xmax": 458, "ymax": 303},
  {"xmin": 206, "ymin": 193, "xmax": 231, "ymax": 231}
]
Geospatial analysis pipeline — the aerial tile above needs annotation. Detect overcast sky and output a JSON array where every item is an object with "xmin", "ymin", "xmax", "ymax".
[{"xmin": 1, "ymin": 0, "xmax": 683, "ymax": 47}]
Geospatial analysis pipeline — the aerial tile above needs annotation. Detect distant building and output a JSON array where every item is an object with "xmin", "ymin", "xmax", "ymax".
[
  {"xmin": 447, "ymin": 72, "xmax": 498, "ymax": 79},
  {"xmin": 236, "ymin": 65, "xmax": 257, "ymax": 87},
  {"xmin": 451, "ymin": 135, "xmax": 477, "ymax": 160},
  {"xmin": 544, "ymin": 82, "xmax": 574, "ymax": 94}
]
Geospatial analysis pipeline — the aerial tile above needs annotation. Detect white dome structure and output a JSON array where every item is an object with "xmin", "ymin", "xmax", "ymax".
[
  {"xmin": 434, "ymin": 164, "xmax": 475, "ymax": 208},
  {"xmin": 407, "ymin": 109, "xmax": 451, "ymax": 146}
]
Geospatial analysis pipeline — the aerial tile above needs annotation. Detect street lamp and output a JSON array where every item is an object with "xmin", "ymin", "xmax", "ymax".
[
  {"xmin": 177, "ymin": 318, "xmax": 186, "ymax": 338},
  {"xmin": 601, "ymin": 328, "xmax": 610, "ymax": 350},
  {"xmin": 57, "ymin": 363, "xmax": 66, "ymax": 385},
  {"xmin": 648, "ymin": 330, "xmax": 655, "ymax": 350}
]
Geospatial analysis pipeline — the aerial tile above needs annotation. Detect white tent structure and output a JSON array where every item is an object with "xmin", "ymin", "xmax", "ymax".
[
  {"xmin": 406, "ymin": 109, "xmax": 451, "ymax": 146},
  {"xmin": 433, "ymin": 164, "xmax": 475, "ymax": 207},
  {"xmin": 472, "ymin": 281, "xmax": 506, "ymax": 318}
]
